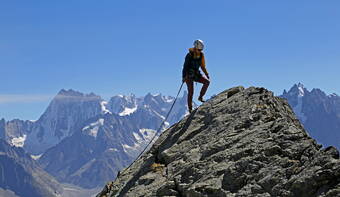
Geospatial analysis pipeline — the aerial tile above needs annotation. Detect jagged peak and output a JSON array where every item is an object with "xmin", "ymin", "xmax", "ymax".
[
  {"xmin": 310, "ymin": 88, "xmax": 327, "ymax": 97},
  {"xmin": 110, "ymin": 93, "xmax": 136, "ymax": 100},
  {"xmin": 55, "ymin": 89, "xmax": 101, "ymax": 101},
  {"xmin": 284, "ymin": 83, "xmax": 308, "ymax": 97},
  {"xmin": 297, "ymin": 82, "xmax": 304, "ymax": 88},
  {"xmin": 110, "ymin": 92, "xmax": 183, "ymax": 103},
  {"xmin": 144, "ymin": 92, "xmax": 154, "ymax": 100},
  {"xmin": 57, "ymin": 89, "xmax": 82, "ymax": 96},
  {"xmin": 144, "ymin": 92, "xmax": 163, "ymax": 103}
]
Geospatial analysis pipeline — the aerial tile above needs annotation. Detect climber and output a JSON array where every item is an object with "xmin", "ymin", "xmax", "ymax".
[{"xmin": 182, "ymin": 39, "xmax": 210, "ymax": 113}]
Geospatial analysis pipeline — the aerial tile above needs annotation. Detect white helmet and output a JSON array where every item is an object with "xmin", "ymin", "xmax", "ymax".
[{"xmin": 193, "ymin": 39, "xmax": 204, "ymax": 50}]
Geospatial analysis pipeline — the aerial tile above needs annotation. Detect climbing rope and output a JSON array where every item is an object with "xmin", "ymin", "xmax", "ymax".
[{"xmin": 119, "ymin": 82, "xmax": 185, "ymax": 175}]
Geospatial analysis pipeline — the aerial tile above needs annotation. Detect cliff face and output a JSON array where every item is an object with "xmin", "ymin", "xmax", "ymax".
[{"xmin": 98, "ymin": 86, "xmax": 340, "ymax": 197}]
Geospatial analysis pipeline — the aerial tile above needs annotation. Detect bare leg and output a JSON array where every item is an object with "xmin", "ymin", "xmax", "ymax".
[
  {"xmin": 186, "ymin": 79, "xmax": 194, "ymax": 112},
  {"xmin": 197, "ymin": 76, "xmax": 210, "ymax": 102}
]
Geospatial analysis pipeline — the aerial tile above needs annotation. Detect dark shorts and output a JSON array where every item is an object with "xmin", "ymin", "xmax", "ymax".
[{"xmin": 187, "ymin": 70, "xmax": 202, "ymax": 82}]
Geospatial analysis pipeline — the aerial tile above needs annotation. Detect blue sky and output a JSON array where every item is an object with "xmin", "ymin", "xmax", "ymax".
[{"xmin": 1, "ymin": 1, "xmax": 340, "ymax": 120}]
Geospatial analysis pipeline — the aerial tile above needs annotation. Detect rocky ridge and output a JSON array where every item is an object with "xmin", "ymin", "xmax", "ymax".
[{"xmin": 98, "ymin": 86, "xmax": 340, "ymax": 197}]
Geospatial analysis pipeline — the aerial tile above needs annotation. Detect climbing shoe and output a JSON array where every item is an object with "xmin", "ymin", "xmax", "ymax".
[{"xmin": 198, "ymin": 96, "xmax": 205, "ymax": 103}]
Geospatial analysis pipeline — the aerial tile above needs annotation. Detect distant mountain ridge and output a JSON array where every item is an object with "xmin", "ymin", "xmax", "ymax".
[
  {"xmin": 0, "ymin": 89, "xmax": 191, "ymax": 189},
  {"xmin": 0, "ymin": 89, "xmax": 104, "ymax": 154},
  {"xmin": 281, "ymin": 83, "xmax": 340, "ymax": 149},
  {"xmin": 0, "ymin": 90, "xmax": 191, "ymax": 155},
  {"xmin": 0, "ymin": 139, "xmax": 62, "ymax": 197},
  {"xmin": 38, "ymin": 91, "xmax": 191, "ymax": 188}
]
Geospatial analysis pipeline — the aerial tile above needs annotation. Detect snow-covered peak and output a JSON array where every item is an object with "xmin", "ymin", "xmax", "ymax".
[
  {"xmin": 281, "ymin": 83, "xmax": 308, "ymax": 123},
  {"xmin": 285, "ymin": 83, "xmax": 308, "ymax": 98},
  {"xmin": 108, "ymin": 94, "xmax": 137, "ymax": 115},
  {"xmin": 144, "ymin": 92, "xmax": 170, "ymax": 105},
  {"xmin": 114, "ymin": 93, "xmax": 135, "ymax": 100}
]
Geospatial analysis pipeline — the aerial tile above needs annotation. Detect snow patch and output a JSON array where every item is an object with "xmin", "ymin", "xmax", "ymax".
[
  {"xmin": 298, "ymin": 85, "xmax": 305, "ymax": 97},
  {"xmin": 82, "ymin": 118, "xmax": 104, "ymax": 138},
  {"xmin": 150, "ymin": 109, "xmax": 165, "ymax": 119},
  {"xmin": 329, "ymin": 93, "xmax": 338, "ymax": 97},
  {"xmin": 11, "ymin": 135, "xmax": 27, "ymax": 147},
  {"xmin": 133, "ymin": 132, "xmax": 142, "ymax": 142},
  {"xmin": 108, "ymin": 148, "xmax": 118, "ymax": 152},
  {"xmin": 101, "ymin": 101, "xmax": 112, "ymax": 114},
  {"xmin": 139, "ymin": 128, "xmax": 156, "ymax": 142},
  {"xmin": 122, "ymin": 129, "xmax": 157, "ymax": 154},
  {"xmin": 31, "ymin": 154, "xmax": 42, "ymax": 160},
  {"xmin": 164, "ymin": 96, "xmax": 174, "ymax": 103},
  {"xmin": 119, "ymin": 106, "xmax": 137, "ymax": 116},
  {"xmin": 122, "ymin": 143, "xmax": 139, "ymax": 152}
]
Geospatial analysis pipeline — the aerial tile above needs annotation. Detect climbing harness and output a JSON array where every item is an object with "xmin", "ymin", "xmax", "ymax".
[{"xmin": 118, "ymin": 82, "xmax": 185, "ymax": 176}]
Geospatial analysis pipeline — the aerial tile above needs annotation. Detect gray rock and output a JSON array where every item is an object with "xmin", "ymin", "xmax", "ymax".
[{"xmin": 97, "ymin": 86, "xmax": 340, "ymax": 197}]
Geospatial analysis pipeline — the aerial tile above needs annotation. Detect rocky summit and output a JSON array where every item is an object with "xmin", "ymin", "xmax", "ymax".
[{"xmin": 98, "ymin": 86, "xmax": 340, "ymax": 197}]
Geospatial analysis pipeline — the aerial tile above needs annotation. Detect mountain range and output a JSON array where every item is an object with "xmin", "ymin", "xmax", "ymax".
[
  {"xmin": 1, "ymin": 83, "xmax": 340, "ymax": 195},
  {"xmin": 0, "ymin": 89, "xmax": 191, "ymax": 190}
]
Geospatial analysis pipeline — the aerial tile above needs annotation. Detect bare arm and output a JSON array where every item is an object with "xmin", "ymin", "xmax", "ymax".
[{"xmin": 200, "ymin": 53, "xmax": 209, "ymax": 78}]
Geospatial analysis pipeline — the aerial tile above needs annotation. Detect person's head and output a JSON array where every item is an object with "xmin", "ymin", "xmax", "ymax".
[{"xmin": 193, "ymin": 39, "xmax": 204, "ymax": 51}]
